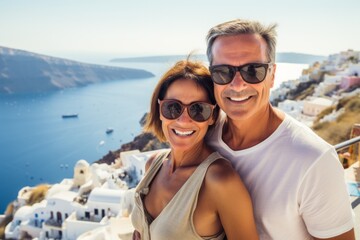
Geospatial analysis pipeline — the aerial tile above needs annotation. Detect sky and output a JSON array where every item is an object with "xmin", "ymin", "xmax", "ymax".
[{"xmin": 1, "ymin": 0, "xmax": 359, "ymax": 62}]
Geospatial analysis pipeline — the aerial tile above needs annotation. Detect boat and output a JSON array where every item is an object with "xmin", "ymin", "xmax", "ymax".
[
  {"xmin": 106, "ymin": 128, "xmax": 114, "ymax": 134},
  {"xmin": 62, "ymin": 114, "xmax": 78, "ymax": 118}
]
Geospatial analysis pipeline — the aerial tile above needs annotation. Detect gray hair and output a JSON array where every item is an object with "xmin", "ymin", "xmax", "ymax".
[{"xmin": 206, "ymin": 19, "xmax": 278, "ymax": 65}]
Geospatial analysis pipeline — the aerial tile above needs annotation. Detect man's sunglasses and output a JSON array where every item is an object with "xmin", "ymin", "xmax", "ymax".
[
  {"xmin": 209, "ymin": 62, "xmax": 272, "ymax": 85},
  {"xmin": 158, "ymin": 99, "xmax": 215, "ymax": 122}
]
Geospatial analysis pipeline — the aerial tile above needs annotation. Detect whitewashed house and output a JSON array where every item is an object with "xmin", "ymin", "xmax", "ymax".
[
  {"xmin": 320, "ymin": 63, "xmax": 339, "ymax": 72},
  {"xmin": 313, "ymin": 74, "xmax": 342, "ymax": 97},
  {"xmin": 73, "ymin": 160, "xmax": 91, "ymax": 188},
  {"xmin": 299, "ymin": 74, "xmax": 310, "ymax": 82},
  {"xmin": 42, "ymin": 191, "xmax": 80, "ymax": 239},
  {"xmin": 89, "ymin": 163, "xmax": 111, "ymax": 189},
  {"xmin": 4, "ymin": 150, "xmax": 151, "ymax": 240},
  {"xmin": 313, "ymin": 82, "xmax": 337, "ymax": 97},
  {"xmin": 20, "ymin": 201, "xmax": 47, "ymax": 238},
  {"xmin": 120, "ymin": 149, "xmax": 160, "ymax": 186},
  {"xmin": 64, "ymin": 211, "xmax": 109, "ymax": 240},
  {"xmin": 77, "ymin": 216, "xmax": 134, "ymax": 240},
  {"xmin": 277, "ymin": 99, "xmax": 303, "ymax": 119},
  {"xmin": 302, "ymin": 97, "xmax": 334, "ymax": 116},
  {"xmin": 86, "ymin": 188, "xmax": 123, "ymax": 221},
  {"xmin": 60, "ymin": 188, "xmax": 122, "ymax": 240},
  {"xmin": 5, "ymin": 205, "xmax": 33, "ymax": 239},
  {"xmin": 280, "ymin": 79, "xmax": 300, "ymax": 89},
  {"xmin": 348, "ymin": 63, "xmax": 360, "ymax": 76},
  {"xmin": 340, "ymin": 50, "xmax": 360, "ymax": 62},
  {"xmin": 270, "ymin": 87, "xmax": 289, "ymax": 102}
]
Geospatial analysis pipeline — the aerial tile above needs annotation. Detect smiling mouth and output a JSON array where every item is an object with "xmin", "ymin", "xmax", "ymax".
[
  {"xmin": 228, "ymin": 96, "xmax": 251, "ymax": 102},
  {"xmin": 173, "ymin": 129, "xmax": 195, "ymax": 136}
]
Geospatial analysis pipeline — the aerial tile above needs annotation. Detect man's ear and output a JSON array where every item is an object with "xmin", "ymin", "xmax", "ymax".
[{"xmin": 269, "ymin": 63, "xmax": 276, "ymax": 88}]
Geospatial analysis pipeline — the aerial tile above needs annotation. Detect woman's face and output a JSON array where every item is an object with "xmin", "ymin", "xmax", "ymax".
[{"xmin": 160, "ymin": 78, "xmax": 215, "ymax": 151}]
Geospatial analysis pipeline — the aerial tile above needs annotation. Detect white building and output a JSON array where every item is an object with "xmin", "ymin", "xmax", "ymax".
[
  {"xmin": 120, "ymin": 149, "xmax": 161, "ymax": 187},
  {"xmin": 5, "ymin": 205, "xmax": 33, "ymax": 239},
  {"xmin": 280, "ymin": 79, "xmax": 300, "ymax": 89},
  {"xmin": 73, "ymin": 160, "xmax": 91, "ymax": 188},
  {"xmin": 348, "ymin": 63, "xmax": 360, "ymax": 76},
  {"xmin": 299, "ymin": 74, "xmax": 310, "ymax": 83},
  {"xmin": 270, "ymin": 87, "xmax": 289, "ymax": 103},
  {"xmin": 277, "ymin": 99, "xmax": 304, "ymax": 119},
  {"xmin": 77, "ymin": 216, "xmax": 134, "ymax": 240},
  {"xmin": 313, "ymin": 74, "xmax": 342, "ymax": 97},
  {"xmin": 270, "ymin": 78, "xmax": 301, "ymax": 103},
  {"xmin": 302, "ymin": 97, "xmax": 334, "ymax": 116},
  {"xmin": 4, "ymin": 151, "xmax": 154, "ymax": 240}
]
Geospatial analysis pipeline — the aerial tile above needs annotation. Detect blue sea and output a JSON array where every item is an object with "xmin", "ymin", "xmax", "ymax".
[{"xmin": 0, "ymin": 60, "xmax": 308, "ymax": 212}]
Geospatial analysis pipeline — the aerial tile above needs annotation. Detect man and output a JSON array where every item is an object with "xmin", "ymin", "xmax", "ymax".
[{"xmin": 206, "ymin": 19, "xmax": 355, "ymax": 240}]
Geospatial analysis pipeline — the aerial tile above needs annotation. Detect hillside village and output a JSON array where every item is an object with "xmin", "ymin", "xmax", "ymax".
[
  {"xmin": 0, "ymin": 49, "xmax": 360, "ymax": 240},
  {"xmin": 0, "ymin": 150, "xmax": 158, "ymax": 240},
  {"xmin": 272, "ymin": 49, "xmax": 359, "ymax": 124}
]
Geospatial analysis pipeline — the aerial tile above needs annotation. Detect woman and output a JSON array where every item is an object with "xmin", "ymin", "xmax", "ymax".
[{"xmin": 131, "ymin": 59, "xmax": 258, "ymax": 240}]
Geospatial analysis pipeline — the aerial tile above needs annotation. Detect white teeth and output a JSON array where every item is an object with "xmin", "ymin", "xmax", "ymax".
[
  {"xmin": 174, "ymin": 129, "xmax": 195, "ymax": 136},
  {"xmin": 230, "ymin": 96, "xmax": 250, "ymax": 102}
]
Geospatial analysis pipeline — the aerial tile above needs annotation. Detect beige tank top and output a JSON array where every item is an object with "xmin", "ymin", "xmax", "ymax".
[{"xmin": 131, "ymin": 150, "xmax": 226, "ymax": 240}]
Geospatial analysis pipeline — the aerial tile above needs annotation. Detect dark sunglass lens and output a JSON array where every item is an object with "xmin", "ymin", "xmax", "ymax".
[
  {"xmin": 211, "ymin": 66, "xmax": 234, "ymax": 85},
  {"xmin": 241, "ymin": 64, "xmax": 266, "ymax": 83},
  {"xmin": 162, "ymin": 101, "xmax": 183, "ymax": 119},
  {"xmin": 189, "ymin": 103, "xmax": 212, "ymax": 122}
]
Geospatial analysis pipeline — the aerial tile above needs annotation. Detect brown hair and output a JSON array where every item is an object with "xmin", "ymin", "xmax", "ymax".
[
  {"xmin": 144, "ymin": 59, "xmax": 219, "ymax": 142},
  {"xmin": 206, "ymin": 19, "xmax": 278, "ymax": 65}
]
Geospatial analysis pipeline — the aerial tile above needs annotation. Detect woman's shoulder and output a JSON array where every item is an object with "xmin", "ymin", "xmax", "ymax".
[
  {"xmin": 203, "ymin": 156, "xmax": 249, "ymax": 205},
  {"xmin": 205, "ymin": 156, "xmax": 242, "ymax": 189}
]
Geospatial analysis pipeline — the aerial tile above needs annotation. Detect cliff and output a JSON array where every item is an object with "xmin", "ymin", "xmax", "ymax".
[
  {"xmin": 312, "ymin": 94, "xmax": 360, "ymax": 145},
  {"xmin": 0, "ymin": 46, "xmax": 154, "ymax": 94},
  {"xmin": 96, "ymin": 114, "xmax": 169, "ymax": 165}
]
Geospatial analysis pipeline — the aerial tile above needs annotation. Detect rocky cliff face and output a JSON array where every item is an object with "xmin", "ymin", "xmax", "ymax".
[
  {"xmin": 96, "ymin": 113, "xmax": 170, "ymax": 165},
  {"xmin": 0, "ymin": 46, "xmax": 154, "ymax": 94},
  {"xmin": 96, "ymin": 132, "xmax": 169, "ymax": 165}
]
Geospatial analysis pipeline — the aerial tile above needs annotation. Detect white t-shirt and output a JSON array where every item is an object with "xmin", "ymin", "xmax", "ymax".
[{"xmin": 206, "ymin": 112, "xmax": 354, "ymax": 240}]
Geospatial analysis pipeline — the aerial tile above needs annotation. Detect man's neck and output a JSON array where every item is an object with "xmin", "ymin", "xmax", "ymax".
[{"xmin": 222, "ymin": 106, "xmax": 284, "ymax": 151}]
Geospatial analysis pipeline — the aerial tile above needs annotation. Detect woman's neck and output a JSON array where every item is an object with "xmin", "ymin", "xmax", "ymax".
[{"xmin": 168, "ymin": 142, "xmax": 212, "ymax": 174}]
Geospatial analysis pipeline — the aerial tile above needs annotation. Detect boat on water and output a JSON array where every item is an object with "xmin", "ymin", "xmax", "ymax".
[
  {"xmin": 62, "ymin": 114, "xmax": 78, "ymax": 118},
  {"xmin": 106, "ymin": 128, "xmax": 114, "ymax": 134}
]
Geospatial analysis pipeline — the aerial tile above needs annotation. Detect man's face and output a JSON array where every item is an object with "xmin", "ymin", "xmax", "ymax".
[{"xmin": 211, "ymin": 34, "xmax": 276, "ymax": 121}]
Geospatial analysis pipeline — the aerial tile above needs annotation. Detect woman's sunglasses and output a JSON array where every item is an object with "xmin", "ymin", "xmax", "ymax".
[
  {"xmin": 209, "ymin": 62, "xmax": 272, "ymax": 85},
  {"xmin": 158, "ymin": 99, "xmax": 215, "ymax": 122}
]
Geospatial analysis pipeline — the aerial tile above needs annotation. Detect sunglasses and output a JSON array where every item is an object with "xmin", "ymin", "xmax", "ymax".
[
  {"xmin": 158, "ymin": 99, "xmax": 215, "ymax": 122},
  {"xmin": 209, "ymin": 62, "xmax": 272, "ymax": 85}
]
